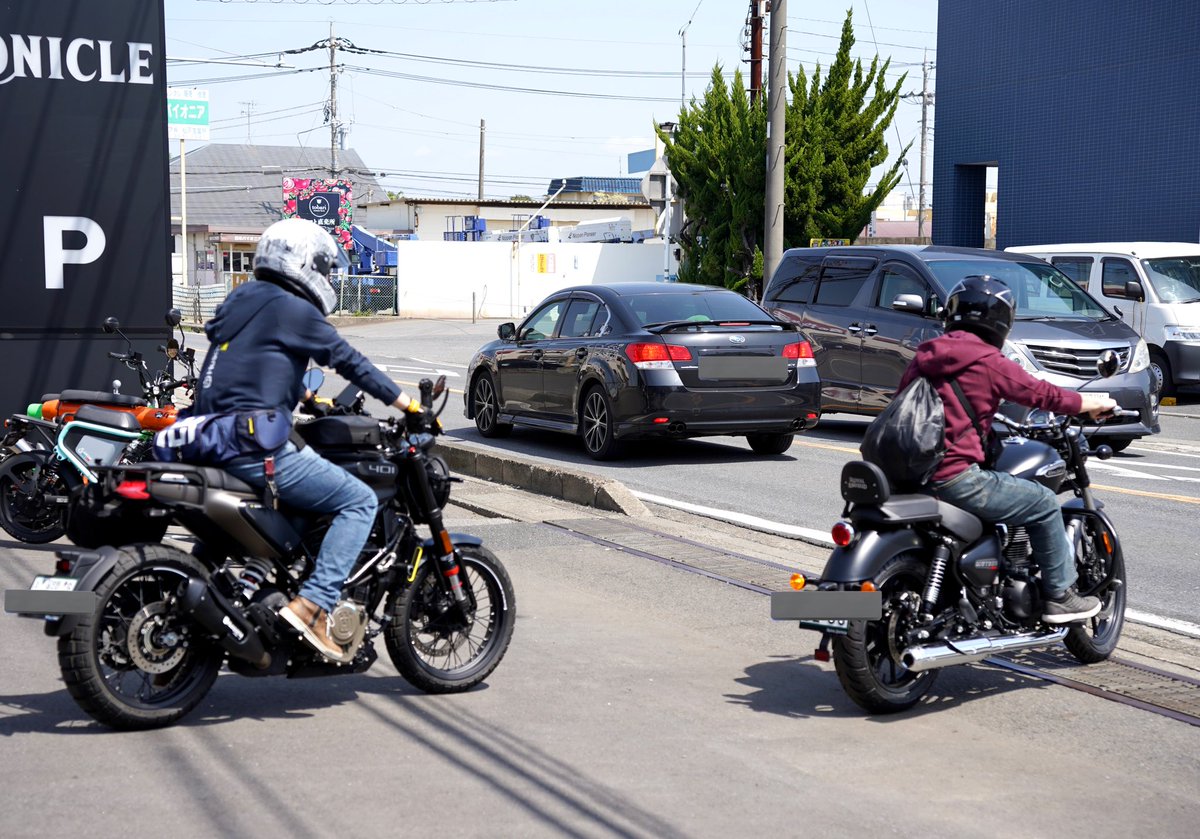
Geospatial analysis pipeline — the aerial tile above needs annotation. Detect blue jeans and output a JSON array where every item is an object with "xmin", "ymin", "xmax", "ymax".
[
  {"xmin": 932, "ymin": 465, "xmax": 1076, "ymax": 596},
  {"xmin": 225, "ymin": 443, "xmax": 378, "ymax": 612}
]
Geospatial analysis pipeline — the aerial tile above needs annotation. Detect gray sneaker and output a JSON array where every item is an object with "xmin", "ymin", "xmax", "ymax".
[{"xmin": 1043, "ymin": 588, "xmax": 1101, "ymax": 624}]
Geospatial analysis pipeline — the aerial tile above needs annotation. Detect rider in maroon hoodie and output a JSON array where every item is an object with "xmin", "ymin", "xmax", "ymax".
[{"xmin": 898, "ymin": 275, "xmax": 1116, "ymax": 625}]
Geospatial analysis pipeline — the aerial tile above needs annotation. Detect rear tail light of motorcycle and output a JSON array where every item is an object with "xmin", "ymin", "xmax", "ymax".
[
  {"xmin": 831, "ymin": 521, "xmax": 855, "ymax": 547},
  {"xmin": 115, "ymin": 480, "xmax": 151, "ymax": 500}
]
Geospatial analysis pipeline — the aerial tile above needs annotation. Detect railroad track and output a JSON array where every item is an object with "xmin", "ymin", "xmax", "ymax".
[{"xmin": 546, "ymin": 517, "xmax": 1200, "ymax": 727}]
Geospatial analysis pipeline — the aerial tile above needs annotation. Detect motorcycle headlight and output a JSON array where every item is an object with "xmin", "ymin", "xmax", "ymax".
[
  {"xmin": 1002, "ymin": 340, "xmax": 1036, "ymax": 373},
  {"xmin": 1164, "ymin": 325, "xmax": 1200, "ymax": 342},
  {"xmin": 1128, "ymin": 338, "xmax": 1150, "ymax": 373}
]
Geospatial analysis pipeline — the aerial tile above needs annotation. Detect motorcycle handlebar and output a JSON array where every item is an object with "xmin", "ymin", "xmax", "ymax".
[{"xmin": 108, "ymin": 352, "xmax": 126, "ymax": 361}]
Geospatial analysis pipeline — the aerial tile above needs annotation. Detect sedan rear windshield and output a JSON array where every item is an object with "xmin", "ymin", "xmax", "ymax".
[
  {"xmin": 1142, "ymin": 257, "xmax": 1200, "ymax": 303},
  {"xmin": 625, "ymin": 291, "xmax": 771, "ymax": 327},
  {"xmin": 926, "ymin": 259, "xmax": 1111, "ymax": 320}
]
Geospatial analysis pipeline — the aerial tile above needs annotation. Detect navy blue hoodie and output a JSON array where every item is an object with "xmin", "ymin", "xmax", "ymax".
[
  {"xmin": 898, "ymin": 330, "xmax": 1083, "ymax": 482},
  {"xmin": 194, "ymin": 281, "xmax": 401, "ymax": 416}
]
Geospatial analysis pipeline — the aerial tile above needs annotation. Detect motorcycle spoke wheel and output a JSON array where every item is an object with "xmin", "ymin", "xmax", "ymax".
[
  {"xmin": 58, "ymin": 546, "xmax": 221, "ymax": 730},
  {"xmin": 832, "ymin": 555, "xmax": 938, "ymax": 714},
  {"xmin": 385, "ymin": 545, "xmax": 515, "ymax": 693},
  {"xmin": 1065, "ymin": 518, "xmax": 1126, "ymax": 663}
]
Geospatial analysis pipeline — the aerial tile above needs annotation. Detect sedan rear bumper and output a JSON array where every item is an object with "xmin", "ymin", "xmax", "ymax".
[{"xmin": 614, "ymin": 382, "xmax": 821, "ymax": 439}]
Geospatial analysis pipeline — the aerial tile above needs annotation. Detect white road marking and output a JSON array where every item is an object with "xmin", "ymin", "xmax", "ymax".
[{"xmin": 632, "ymin": 490, "xmax": 1200, "ymax": 639}]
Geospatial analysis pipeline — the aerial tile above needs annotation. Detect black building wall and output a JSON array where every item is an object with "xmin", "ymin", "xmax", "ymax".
[{"xmin": 933, "ymin": 0, "xmax": 1200, "ymax": 249}]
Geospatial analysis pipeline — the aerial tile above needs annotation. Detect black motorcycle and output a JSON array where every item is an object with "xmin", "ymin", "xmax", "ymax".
[
  {"xmin": 6, "ymin": 372, "xmax": 515, "ymax": 730},
  {"xmin": 771, "ymin": 351, "xmax": 1131, "ymax": 713}
]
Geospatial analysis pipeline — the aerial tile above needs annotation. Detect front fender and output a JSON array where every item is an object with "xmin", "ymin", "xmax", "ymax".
[
  {"xmin": 421, "ymin": 533, "xmax": 484, "ymax": 551},
  {"xmin": 820, "ymin": 529, "xmax": 926, "ymax": 583}
]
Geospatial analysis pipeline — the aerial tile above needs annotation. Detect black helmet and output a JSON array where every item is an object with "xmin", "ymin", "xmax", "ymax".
[{"xmin": 942, "ymin": 274, "xmax": 1015, "ymax": 348}]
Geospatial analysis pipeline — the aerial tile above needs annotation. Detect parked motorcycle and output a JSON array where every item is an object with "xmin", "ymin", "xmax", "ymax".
[
  {"xmin": 6, "ymin": 372, "xmax": 515, "ymax": 730},
  {"xmin": 0, "ymin": 311, "xmax": 195, "ymax": 545},
  {"xmin": 771, "ymin": 351, "xmax": 1131, "ymax": 713}
]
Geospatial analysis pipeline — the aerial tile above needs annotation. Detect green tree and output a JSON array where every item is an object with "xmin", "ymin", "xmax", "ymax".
[
  {"xmin": 657, "ymin": 66, "xmax": 765, "ymax": 290},
  {"xmin": 784, "ymin": 10, "xmax": 909, "ymax": 245}
]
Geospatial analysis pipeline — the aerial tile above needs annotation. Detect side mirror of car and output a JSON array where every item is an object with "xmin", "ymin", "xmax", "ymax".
[
  {"xmin": 1124, "ymin": 281, "xmax": 1145, "ymax": 302},
  {"xmin": 498, "ymin": 322, "xmax": 516, "ymax": 341},
  {"xmin": 891, "ymin": 294, "xmax": 926, "ymax": 314},
  {"xmin": 1096, "ymin": 349, "xmax": 1120, "ymax": 379}
]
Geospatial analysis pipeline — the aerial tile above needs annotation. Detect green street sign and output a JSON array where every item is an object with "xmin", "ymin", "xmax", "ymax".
[{"xmin": 166, "ymin": 88, "xmax": 210, "ymax": 141}]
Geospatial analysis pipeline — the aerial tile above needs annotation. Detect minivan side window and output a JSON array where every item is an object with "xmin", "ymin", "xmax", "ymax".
[
  {"xmin": 875, "ymin": 264, "xmax": 933, "ymax": 315},
  {"xmin": 1101, "ymin": 258, "xmax": 1138, "ymax": 298},
  {"xmin": 814, "ymin": 257, "xmax": 877, "ymax": 306},
  {"xmin": 1050, "ymin": 256, "xmax": 1093, "ymax": 288},
  {"xmin": 767, "ymin": 257, "xmax": 820, "ymax": 304}
]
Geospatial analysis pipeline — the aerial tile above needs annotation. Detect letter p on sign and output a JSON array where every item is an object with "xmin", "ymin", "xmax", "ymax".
[{"xmin": 44, "ymin": 216, "xmax": 106, "ymax": 290}]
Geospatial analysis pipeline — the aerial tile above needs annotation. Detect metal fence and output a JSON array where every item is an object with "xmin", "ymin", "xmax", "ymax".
[
  {"xmin": 173, "ymin": 283, "xmax": 229, "ymax": 325},
  {"xmin": 331, "ymin": 275, "xmax": 398, "ymax": 316}
]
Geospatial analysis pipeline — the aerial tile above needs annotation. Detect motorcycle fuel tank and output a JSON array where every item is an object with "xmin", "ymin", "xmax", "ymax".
[{"xmin": 991, "ymin": 437, "xmax": 1066, "ymax": 491}]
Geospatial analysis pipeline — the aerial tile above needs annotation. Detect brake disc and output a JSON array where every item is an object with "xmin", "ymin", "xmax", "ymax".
[{"xmin": 127, "ymin": 602, "xmax": 187, "ymax": 674}]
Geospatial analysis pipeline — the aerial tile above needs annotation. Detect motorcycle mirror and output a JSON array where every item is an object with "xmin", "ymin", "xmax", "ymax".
[
  {"xmin": 432, "ymin": 375, "xmax": 447, "ymax": 399},
  {"xmin": 1096, "ymin": 349, "xmax": 1120, "ymax": 379},
  {"xmin": 302, "ymin": 368, "xmax": 325, "ymax": 394},
  {"xmin": 103, "ymin": 317, "xmax": 121, "ymax": 334},
  {"xmin": 165, "ymin": 309, "xmax": 182, "ymax": 328},
  {"xmin": 165, "ymin": 338, "xmax": 179, "ymax": 359}
]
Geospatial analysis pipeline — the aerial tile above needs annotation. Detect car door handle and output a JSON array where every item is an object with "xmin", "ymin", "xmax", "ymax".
[
  {"xmin": 861, "ymin": 324, "xmax": 878, "ymax": 337},
  {"xmin": 532, "ymin": 349, "xmax": 544, "ymax": 360},
  {"xmin": 847, "ymin": 322, "xmax": 863, "ymax": 334},
  {"xmin": 575, "ymin": 347, "xmax": 588, "ymax": 358}
]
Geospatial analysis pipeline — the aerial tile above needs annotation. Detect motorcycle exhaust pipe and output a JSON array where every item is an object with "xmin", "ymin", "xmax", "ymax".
[
  {"xmin": 179, "ymin": 577, "xmax": 271, "ymax": 670},
  {"xmin": 902, "ymin": 628, "xmax": 1067, "ymax": 673}
]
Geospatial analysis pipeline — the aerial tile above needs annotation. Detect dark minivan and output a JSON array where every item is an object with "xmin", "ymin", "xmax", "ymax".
[{"xmin": 762, "ymin": 245, "xmax": 1160, "ymax": 451}]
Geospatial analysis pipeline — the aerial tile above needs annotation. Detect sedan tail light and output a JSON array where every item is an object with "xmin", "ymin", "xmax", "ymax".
[
  {"xmin": 626, "ymin": 342, "xmax": 692, "ymax": 369},
  {"xmin": 783, "ymin": 341, "xmax": 817, "ymax": 367}
]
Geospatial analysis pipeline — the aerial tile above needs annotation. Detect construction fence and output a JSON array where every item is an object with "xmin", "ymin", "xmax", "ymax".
[{"xmin": 174, "ymin": 274, "xmax": 398, "ymax": 325}]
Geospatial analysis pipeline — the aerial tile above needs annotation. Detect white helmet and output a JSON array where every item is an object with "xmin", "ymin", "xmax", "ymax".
[{"xmin": 253, "ymin": 218, "xmax": 343, "ymax": 314}]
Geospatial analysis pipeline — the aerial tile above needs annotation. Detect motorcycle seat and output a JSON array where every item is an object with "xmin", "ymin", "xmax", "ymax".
[
  {"xmin": 60, "ymin": 389, "xmax": 147, "ymax": 408},
  {"xmin": 146, "ymin": 462, "xmax": 257, "ymax": 495},
  {"xmin": 73, "ymin": 404, "xmax": 142, "ymax": 433},
  {"xmin": 849, "ymin": 492, "xmax": 984, "ymax": 543}
]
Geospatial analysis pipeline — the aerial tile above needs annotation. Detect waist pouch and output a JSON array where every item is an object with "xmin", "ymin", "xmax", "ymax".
[{"xmin": 153, "ymin": 409, "xmax": 291, "ymax": 465}]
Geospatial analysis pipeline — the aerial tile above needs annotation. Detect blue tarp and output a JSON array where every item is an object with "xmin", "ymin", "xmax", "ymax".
[{"xmin": 350, "ymin": 224, "xmax": 397, "ymax": 273}]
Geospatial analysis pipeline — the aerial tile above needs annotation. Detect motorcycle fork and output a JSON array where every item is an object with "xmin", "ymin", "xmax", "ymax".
[{"xmin": 405, "ymin": 449, "xmax": 473, "ymax": 619}]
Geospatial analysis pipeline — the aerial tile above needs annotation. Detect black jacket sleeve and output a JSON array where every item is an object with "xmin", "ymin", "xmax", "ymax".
[{"xmin": 282, "ymin": 300, "xmax": 402, "ymax": 405}]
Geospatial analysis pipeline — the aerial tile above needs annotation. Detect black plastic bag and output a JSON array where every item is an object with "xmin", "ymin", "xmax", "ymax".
[{"xmin": 860, "ymin": 377, "xmax": 946, "ymax": 487}]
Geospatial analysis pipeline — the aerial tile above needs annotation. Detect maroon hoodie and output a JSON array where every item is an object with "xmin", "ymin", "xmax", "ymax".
[{"xmin": 897, "ymin": 330, "xmax": 1084, "ymax": 483}]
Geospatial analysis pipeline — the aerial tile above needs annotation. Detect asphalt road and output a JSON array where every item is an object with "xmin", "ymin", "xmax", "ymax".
[
  {"xmin": 332, "ymin": 318, "xmax": 1200, "ymax": 628},
  {"xmin": 3, "ymin": 483, "xmax": 1199, "ymax": 837}
]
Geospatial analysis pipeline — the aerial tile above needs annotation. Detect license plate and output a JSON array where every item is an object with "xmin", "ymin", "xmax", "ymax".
[
  {"xmin": 699, "ymin": 356, "xmax": 788, "ymax": 380},
  {"xmin": 30, "ymin": 575, "xmax": 79, "ymax": 592},
  {"xmin": 799, "ymin": 618, "xmax": 850, "ymax": 635}
]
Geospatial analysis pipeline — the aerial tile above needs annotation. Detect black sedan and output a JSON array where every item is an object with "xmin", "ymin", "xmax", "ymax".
[{"xmin": 463, "ymin": 283, "xmax": 821, "ymax": 459}]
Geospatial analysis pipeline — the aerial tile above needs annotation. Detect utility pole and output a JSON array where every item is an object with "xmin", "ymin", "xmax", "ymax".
[
  {"xmin": 763, "ymin": 0, "xmax": 786, "ymax": 296},
  {"xmin": 328, "ymin": 22, "xmax": 339, "ymax": 179},
  {"xmin": 749, "ymin": 1, "xmax": 764, "ymax": 104},
  {"xmin": 478, "ymin": 118, "xmax": 486, "ymax": 201},
  {"xmin": 902, "ymin": 54, "xmax": 935, "ymax": 240}
]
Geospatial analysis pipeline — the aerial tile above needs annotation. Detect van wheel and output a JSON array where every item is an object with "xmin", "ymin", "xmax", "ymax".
[{"xmin": 1149, "ymin": 349, "xmax": 1175, "ymax": 398}]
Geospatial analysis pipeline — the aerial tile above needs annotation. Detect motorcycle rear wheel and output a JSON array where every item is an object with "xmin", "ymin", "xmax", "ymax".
[
  {"xmin": 0, "ymin": 451, "xmax": 67, "ymax": 543},
  {"xmin": 385, "ymin": 544, "xmax": 515, "ymax": 693},
  {"xmin": 58, "ymin": 545, "xmax": 222, "ymax": 730},
  {"xmin": 1065, "ymin": 516, "xmax": 1127, "ymax": 664},
  {"xmin": 833, "ymin": 554, "xmax": 939, "ymax": 714}
]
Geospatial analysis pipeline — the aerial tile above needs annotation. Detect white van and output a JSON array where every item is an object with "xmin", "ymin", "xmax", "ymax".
[{"xmin": 1006, "ymin": 243, "xmax": 1200, "ymax": 395}]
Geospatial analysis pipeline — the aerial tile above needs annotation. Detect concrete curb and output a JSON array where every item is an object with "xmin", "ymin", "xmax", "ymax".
[{"xmin": 435, "ymin": 439, "xmax": 651, "ymax": 517}]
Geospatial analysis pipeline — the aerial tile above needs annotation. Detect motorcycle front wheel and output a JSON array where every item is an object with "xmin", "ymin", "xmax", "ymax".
[
  {"xmin": 832, "ymin": 554, "xmax": 939, "ymax": 714},
  {"xmin": 0, "ymin": 451, "xmax": 67, "ymax": 543},
  {"xmin": 58, "ymin": 545, "xmax": 222, "ymax": 730},
  {"xmin": 1065, "ymin": 515, "xmax": 1127, "ymax": 663},
  {"xmin": 385, "ymin": 544, "xmax": 515, "ymax": 693}
]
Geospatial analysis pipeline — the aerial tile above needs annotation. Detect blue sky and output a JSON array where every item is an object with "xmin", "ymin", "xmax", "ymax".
[{"xmin": 165, "ymin": 0, "xmax": 939, "ymax": 202}]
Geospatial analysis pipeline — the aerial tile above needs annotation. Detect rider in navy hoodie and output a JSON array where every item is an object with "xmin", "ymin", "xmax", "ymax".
[
  {"xmin": 898, "ymin": 275, "xmax": 1116, "ymax": 625},
  {"xmin": 195, "ymin": 218, "xmax": 418, "ymax": 661}
]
